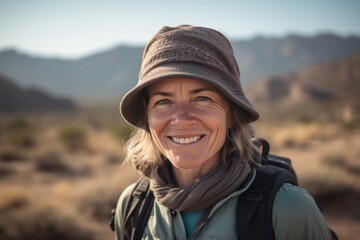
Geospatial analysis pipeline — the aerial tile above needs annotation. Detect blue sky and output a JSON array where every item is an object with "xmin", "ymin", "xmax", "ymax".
[{"xmin": 1, "ymin": 0, "xmax": 359, "ymax": 58}]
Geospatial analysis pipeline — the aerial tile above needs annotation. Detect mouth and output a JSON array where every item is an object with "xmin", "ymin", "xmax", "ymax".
[{"xmin": 169, "ymin": 135, "xmax": 204, "ymax": 145}]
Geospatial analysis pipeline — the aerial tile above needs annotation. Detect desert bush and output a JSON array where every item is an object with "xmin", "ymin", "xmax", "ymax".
[
  {"xmin": 106, "ymin": 154, "xmax": 122, "ymax": 164},
  {"xmin": 294, "ymin": 113, "xmax": 312, "ymax": 124},
  {"xmin": 58, "ymin": 126, "xmax": 88, "ymax": 151},
  {"xmin": 6, "ymin": 117, "xmax": 31, "ymax": 131},
  {"xmin": 77, "ymin": 186, "xmax": 119, "ymax": 221},
  {"xmin": 75, "ymin": 168, "xmax": 139, "ymax": 221},
  {"xmin": 111, "ymin": 121, "xmax": 134, "ymax": 143},
  {"xmin": 301, "ymin": 172, "xmax": 357, "ymax": 201},
  {"xmin": 87, "ymin": 117, "xmax": 103, "ymax": 131},
  {"xmin": 0, "ymin": 150, "xmax": 26, "ymax": 162},
  {"xmin": 258, "ymin": 122, "xmax": 339, "ymax": 149},
  {"xmin": 5, "ymin": 117, "xmax": 37, "ymax": 149},
  {"xmin": 35, "ymin": 151, "xmax": 72, "ymax": 174},
  {"xmin": 0, "ymin": 166, "xmax": 15, "ymax": 177},
  {"xmin": 8, "ymin": 128, "xmax": 37, "ymax": 148},
  {"xmin": 324, "ymin": 154, "xmax": 347, "ymax": 168},
  {"xmin": 0, "ymin": 186, "xmax": 29, "ymax": 212},
  {"xmin": 342, "ymin": 118, "xmax": 360, "ymax": 131},
  {"xmin": 323, "ymin": 153, "xmax": 360, "ymax": 175},
  {"xmin": 0, "ymin": 199, "xmax": 99, "ymax": 240}
]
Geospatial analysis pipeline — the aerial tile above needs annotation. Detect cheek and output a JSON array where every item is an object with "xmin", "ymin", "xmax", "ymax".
[
  {"xmin": 147, "ymin": 110, "xmax": 170, "ymax": 151},
  {"xmin": 147, "ymin": 110, "xmax": 169, "ymax": 133},
  {"xmin": 207, "ymin": 108, "xmax": 230, "ymax": 143},
  {"xmin": 199, "ymin": 106, "xmax": 229, "ymax": 129}
]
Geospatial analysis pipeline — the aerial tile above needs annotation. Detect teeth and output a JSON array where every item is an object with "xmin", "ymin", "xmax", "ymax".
[{"xmin": 172, "ymin": 136, "xmax": 201, "ymax": 144}]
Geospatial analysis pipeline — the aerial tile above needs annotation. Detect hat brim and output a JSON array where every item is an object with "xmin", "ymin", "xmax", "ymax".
[{"xmin": 120, "ymin": 63, "xmax": 259, "ymax": 128}]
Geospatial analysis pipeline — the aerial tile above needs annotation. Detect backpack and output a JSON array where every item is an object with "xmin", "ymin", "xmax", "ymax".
[{"xmin": 110, "ymin": 138, "xmax": 338, "ymax": 240}]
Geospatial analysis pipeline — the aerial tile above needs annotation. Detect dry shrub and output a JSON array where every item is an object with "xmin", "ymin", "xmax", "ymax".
[
  {"xmin": 35, "ymin": 151, "xmax": 72, "ymax": 174},
  {"xmin": 323, "ymin": 153, "xmax": 360, "ymax": 175},
  {"xmin": 0, "ymin": 166, "xmax": 15, "ymax": 177},
  {"xmin": 106, "ymin": 154, "xmax": 122, "ymax": 164},
  {"xmin": 58, "ymin": 126, "xmax": 88, "ymax": 152},
  {"xmin": 4, "ymin": 117, "xmax": 37, "ymax": 149},
  {"xmin": 0, "ymin": 199, "xmax": 99, "ymax": 240},
  {"xmin": 7, "ymin": 128, "xmax": 37, "ymax": 149},
  {"xmin": 77, "ymin": 184, "xmax": 119, "ymax": 221},
  {"xmin": 300, "ymin": 170, "xmax": 353, "ymax": 198},
  {"xmin": 0, "ymin": 150, "xmax": 26, "ymax": 162},
  {"xmin": 299, "ymin": 149, "xmax": 360, "ymax": 198},
  {"xmin": 318, "ymin": 133, "xmax": 360, "ymax": 176},
  {"xmin": 75, "ymin": 167, "xmax": 139, "ymax": 221},
  {"xmin": 111, "ymin": 121, "xmax": 134, "ymax": 143},
  {"xmin": 342, "ymin": 118, "xmax": 360, "ymax": 131},
  {"xmin": 258, "ymin": 122, "xmax": 339, "ymax": 149},
  {"xmin": 0, "ymin": 186, "xmax": 28, "ymax": 211}
]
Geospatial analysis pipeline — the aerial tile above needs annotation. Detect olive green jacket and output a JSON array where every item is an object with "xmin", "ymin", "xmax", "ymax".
[{"xmin": 115, "ymin": 171, "xmax": 332, "ymax": 240}]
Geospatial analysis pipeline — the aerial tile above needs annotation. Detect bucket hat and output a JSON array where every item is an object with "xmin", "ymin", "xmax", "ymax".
[{"xmin": 120, "ymin": 25, "xmax": 259, "ymax": 128}]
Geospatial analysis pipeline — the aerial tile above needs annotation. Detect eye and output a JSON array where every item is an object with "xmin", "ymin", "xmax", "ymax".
[
  {"xmin": 194, "ymin": 96, "xmax": 212, "ymax": 102},
  {"xmin": 154, "ymin": 98, "xmax": 172, "ymax": 106}
]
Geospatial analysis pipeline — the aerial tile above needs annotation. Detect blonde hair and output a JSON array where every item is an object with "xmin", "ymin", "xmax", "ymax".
[{"xmin": 124, "ymin": 102, "xmax": 261, "ymax": 176}]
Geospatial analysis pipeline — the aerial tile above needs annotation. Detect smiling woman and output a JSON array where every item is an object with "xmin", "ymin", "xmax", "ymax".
[
  {"xmin": 113, "ymin": 25, "xmax": 333, "ymax": 240},
  {"xmin": 147, "ymin": 78, "xmax": 230, "ymax": 186}
]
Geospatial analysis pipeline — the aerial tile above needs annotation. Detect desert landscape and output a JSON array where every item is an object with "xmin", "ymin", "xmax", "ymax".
[{"xmin": 0, "ymin": 106, "xmax": 359, "ymax": 239}]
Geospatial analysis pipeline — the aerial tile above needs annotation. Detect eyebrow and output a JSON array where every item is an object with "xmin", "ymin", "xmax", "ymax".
[
  {"xmin": 190, "ymin": 88, "xmax": 216, "ymax": 95},
  {"xmin": 149, "ymin": 87, "xmax": 216, "ymax": 97},
  {"xmin": 149, "ymin": 91, "xmax": 172, "ymax": 97}
]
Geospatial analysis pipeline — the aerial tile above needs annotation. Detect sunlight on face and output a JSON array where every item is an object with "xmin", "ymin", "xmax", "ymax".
[{"xmin": 147, "ymin": 77, "xmax": 230, "ymax": 173}]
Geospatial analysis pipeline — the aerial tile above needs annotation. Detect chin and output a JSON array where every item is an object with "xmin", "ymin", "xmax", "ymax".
[{"xmin": 169, "ymin": 157, "xmax": 201, "ymax": 170}]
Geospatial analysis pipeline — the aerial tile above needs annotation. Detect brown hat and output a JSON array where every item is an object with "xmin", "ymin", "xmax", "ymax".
[{"xmin": 120, "ymin": 25, "xmax": 259, "ymax": 128}]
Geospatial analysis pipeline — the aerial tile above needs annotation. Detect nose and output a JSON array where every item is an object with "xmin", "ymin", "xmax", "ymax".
[{"xmin": 170, "ymin": 104, "xmax": 196, "ymax": 129}]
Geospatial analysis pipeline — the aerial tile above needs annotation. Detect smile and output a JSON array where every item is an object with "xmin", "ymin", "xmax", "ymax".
[{"xmin": 170, "ymin": 135, "xmax": 203, "ymax": 144}]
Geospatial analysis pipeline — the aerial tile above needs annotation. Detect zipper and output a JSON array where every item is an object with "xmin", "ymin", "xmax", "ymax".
[
  {"xmin": 169, "ymin": 209, "xmax": 177, "ymax": 240},
  {"xmin": 187, "ymin": 222, "xmax": 205, "ymax": 240},
  {"xmin": 169, "ymin": 208, "xmax": 205, "ymax": 240},
  {"xmin": 187, "ymin": 210, "xmax": 210, "ymax": 240}
]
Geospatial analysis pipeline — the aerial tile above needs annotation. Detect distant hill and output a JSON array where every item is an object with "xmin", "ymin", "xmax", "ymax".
[
  {"xmin": 248, "ymin": 52, "xmax": 360, "ymax": 122},
  {"xmin": 0, "ymin": 74, "xmax": 76, "ymax": 112},
  {"xmin": 0, "ymin": 33, "xmax": 360, "ymax": 102},
  {"xmin": 0, "ymin": 46, "xmax": 144, "ymax": 102},
  {"xmin": 232, "ymin": 34, "xmax": 360, "ymax": 83}
]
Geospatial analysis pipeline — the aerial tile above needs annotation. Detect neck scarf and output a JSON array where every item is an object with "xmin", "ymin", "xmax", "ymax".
[{"xmin": 149, "ymin": 159, "xmax": 251, "ymax": 211}]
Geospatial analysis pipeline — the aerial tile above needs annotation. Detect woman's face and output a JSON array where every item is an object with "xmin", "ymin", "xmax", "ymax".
[{"xmin": 147, "ymin": 77, "xmax": 231, "ymax": 172}]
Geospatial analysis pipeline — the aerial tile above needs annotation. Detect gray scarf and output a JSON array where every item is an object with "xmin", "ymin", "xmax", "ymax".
[{"xmin": 149, "ymin": 159, "xmax": 252, "ymax": 211}]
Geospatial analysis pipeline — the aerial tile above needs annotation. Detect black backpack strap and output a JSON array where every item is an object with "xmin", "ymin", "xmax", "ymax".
[
  {"xmin": 236, "ymin": 165, "xmax": 297, "ymax": 240},
  {"xmin": 110, "ymin": 177, "xmax": 154, "ymax": 240},
  {"xmin": 130, "ymin": 177, "xmax": 154, "ymax": 240},
  {"xmin": 255, "ymin": 137, "xmax": 298, "ymax": 180}
]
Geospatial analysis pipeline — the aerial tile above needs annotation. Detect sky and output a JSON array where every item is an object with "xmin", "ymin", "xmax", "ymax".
[{"xmin": 1, "ymin": 0, "xmax": 359, "ymax": 59}]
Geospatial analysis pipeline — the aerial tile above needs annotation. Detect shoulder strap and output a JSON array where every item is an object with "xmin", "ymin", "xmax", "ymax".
[
  {"xmin": 236, "ymin": 165, "xmax": 297, "ymax": 240},
  {"xmin": 131, "ymin": 177, "xmax": 154, "ymax": 240},
  {"xmin": 110, "ymin": 177, "xmax": 154, "ymax": 240}
]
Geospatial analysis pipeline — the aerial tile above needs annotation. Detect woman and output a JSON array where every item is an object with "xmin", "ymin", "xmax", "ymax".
[{"xmin": 115, "ymin": 25, "xmax": 332, "ymax": 239}]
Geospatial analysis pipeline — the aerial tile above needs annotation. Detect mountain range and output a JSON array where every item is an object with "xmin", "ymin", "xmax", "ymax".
[
  {"xmin": 0, "ymin": 33, "xmax": 360, "ymax": 105},
  {"xmin": 0, "ymin": 73, "xmax": 76, "ymax": 112},
  {"xmin": 248, "ymin": 52, "xmax": 360, "ymax": 122}
]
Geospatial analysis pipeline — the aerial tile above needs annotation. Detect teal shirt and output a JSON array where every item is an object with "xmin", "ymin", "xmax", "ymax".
[{"xmin": 180, "ymin": 211, "xmax": 203, "ymax": 237}]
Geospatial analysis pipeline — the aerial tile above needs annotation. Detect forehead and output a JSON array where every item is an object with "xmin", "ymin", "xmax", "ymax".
[{"xmin": 148, "ymin": 77, "xmax": 217, "ymax": 93}]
